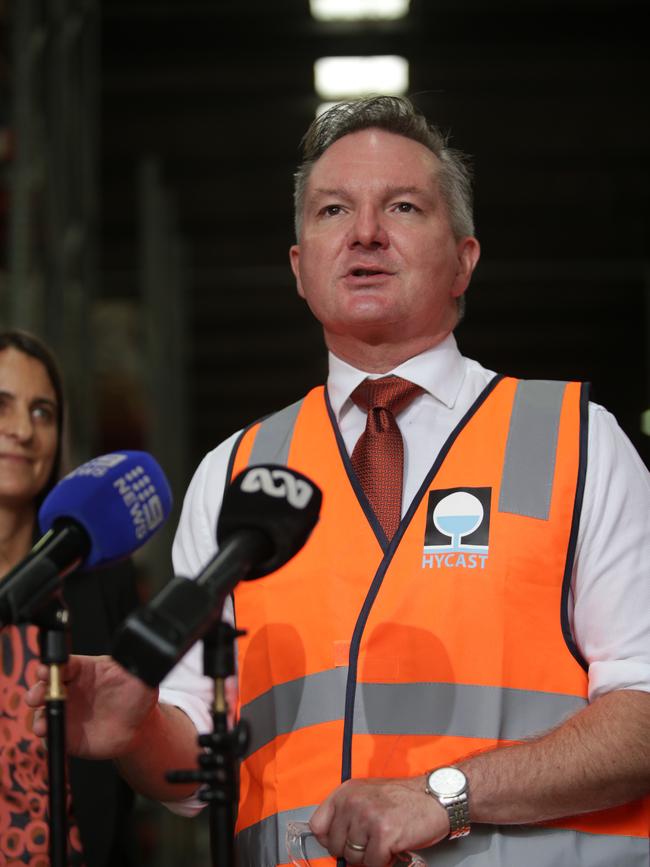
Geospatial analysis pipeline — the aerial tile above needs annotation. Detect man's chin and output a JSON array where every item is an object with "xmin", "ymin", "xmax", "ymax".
[{"xmin": 326, "ymin": 317, "xmax": 405, "ymax": 347}]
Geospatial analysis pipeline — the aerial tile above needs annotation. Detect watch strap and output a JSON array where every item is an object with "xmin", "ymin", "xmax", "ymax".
[{"xmin": 445, "ymin": 792, "xmax": 470, "ymax": 839}]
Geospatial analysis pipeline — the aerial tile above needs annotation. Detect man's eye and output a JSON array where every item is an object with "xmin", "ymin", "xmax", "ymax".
[
  {"xmin": 394, "ymin": 201, "xmax": 418, "ymax": 213},
  {"xmin": 320, "ymin": 205, "xmax": 343, "ymax": 217}
]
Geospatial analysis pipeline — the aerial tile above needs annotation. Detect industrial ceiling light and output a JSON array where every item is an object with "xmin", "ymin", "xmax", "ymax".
[
  {"xmin": 310, "ymin": 0, "xmax": 410, "ymax": 20},
  {"xmin": 314, "ymin": 55, "xmax": 409, "ymax": 99}
]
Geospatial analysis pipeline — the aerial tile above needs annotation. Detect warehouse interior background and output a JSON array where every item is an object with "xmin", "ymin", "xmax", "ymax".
[{"xmin": 0, "ymin": 1, "xmax": 648, "ymax": 863}]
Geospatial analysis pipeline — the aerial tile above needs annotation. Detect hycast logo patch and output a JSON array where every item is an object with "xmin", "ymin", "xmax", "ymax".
[{"xmin": 422, "ymin": 487, "xmax": 491, "ymax": 570}]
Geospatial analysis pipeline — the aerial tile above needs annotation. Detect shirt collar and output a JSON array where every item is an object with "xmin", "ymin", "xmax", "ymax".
[{"xmin": 327, "ymin": 333, "xmax": 467, "ymax": 423}]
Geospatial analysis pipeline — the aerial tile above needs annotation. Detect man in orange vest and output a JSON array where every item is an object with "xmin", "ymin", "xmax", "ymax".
[{"xmin": 27, "ymin": 97, "xmax": 650, "ymax": 866}]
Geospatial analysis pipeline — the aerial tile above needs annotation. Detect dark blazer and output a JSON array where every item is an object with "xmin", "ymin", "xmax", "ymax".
[{"xmin": 63, "ymin": 560, "xmax": 140, "ymax": 867}]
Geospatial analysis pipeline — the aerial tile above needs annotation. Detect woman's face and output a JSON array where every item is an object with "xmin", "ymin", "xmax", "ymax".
[{"xmin": 0, "ymin": 347, "xmax": 59, "ymax": 509}]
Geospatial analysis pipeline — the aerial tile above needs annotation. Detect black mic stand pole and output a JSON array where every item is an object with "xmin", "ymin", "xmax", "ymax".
[
  {"xmin": 34, "ymin": 598, "xmax": 72, "ymax": 867},
  {"xmin": 166, "ymin": 619, "xmax": 250, "ymax": 867}
]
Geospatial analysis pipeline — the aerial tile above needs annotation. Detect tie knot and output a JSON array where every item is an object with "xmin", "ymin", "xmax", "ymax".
[{"xmin": 351, "ymin": 375, "xmax": 423, "ymax": 417}]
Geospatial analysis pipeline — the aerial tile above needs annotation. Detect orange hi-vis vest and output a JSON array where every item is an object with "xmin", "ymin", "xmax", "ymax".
[{"xmin": 229, "ymin": 376, "xmax": 650, "ymax": 867}]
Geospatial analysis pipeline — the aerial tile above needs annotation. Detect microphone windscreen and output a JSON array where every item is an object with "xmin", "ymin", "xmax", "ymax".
[
  {"xmin": 38, "ymin": 451, "xmax": 173, "ymax": 568},
  {"xmin": 217, "ymin": 464, "xmax": 322, "ymax": 578}
]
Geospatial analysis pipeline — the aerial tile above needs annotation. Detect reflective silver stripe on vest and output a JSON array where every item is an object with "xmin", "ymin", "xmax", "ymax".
[
  {"xmin": 499, "ymin": 380, "xmax": 567, "ymax": 520},
  {"xmin": 241, "ymin": 670, "xmax": 587, "ymax": 756},
  {"xmin": 236, "ymin": 806, "xmax": 648, "ymax": 867},
  {"xmin": 248, "ymin": 399, "xmax": 304, "ymax": 466},
  {"xmin": 243, "ymin": 668, "xmax": 348, "ymax": 756}
]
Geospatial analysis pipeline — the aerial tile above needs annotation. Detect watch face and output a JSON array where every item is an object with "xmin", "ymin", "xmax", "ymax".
[{"xmin": 428, "ymin": 767, "xmax": 466, "ymax": 798}]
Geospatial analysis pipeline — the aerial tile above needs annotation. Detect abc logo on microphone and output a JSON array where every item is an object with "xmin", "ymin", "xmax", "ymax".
[{"xmin": 240, "ymin": 466, "xmax": 315, "ymax": 509}]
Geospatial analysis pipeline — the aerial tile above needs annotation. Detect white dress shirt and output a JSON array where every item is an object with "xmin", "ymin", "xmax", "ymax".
[{"xmin": 160, "ymin": 334, "xmax": 650, "ymax": 814}]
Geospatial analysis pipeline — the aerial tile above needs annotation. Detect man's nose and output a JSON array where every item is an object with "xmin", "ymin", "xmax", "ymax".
[{"xmin": 347, "ymin": 206, "xmax": 389, "ymax": 249}]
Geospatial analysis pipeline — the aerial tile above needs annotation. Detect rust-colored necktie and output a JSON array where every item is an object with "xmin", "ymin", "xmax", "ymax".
[{"xmin": 351, "ymin": 375, "xmax": 423, "ymax": 541}]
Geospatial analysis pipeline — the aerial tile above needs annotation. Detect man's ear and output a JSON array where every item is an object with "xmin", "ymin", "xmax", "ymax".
[
  {"xmin": 289, "ymin": 244, "xmax": 305, "ymax": 299},
  {"xmin": 451, "ymin": 236, "xmax": 481, "ymax": 300}
]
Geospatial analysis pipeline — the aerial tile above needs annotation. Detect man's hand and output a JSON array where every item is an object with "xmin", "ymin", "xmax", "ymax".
[
  {"xmin": 309, "ymin": 776, "xmax": 449, "ymax": 867},
  {"xmin": 25, "ymin": 654, "xmax": 158, "ymax": 759},
  {"xmin": 26, "ymin": 653, "xmax": 201, "ymax": 802}
]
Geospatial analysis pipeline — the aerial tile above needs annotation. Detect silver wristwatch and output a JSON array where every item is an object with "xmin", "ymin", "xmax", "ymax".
[{"xmin": 425, "ymin": 766, "xmax": 470, "ymax": 839}]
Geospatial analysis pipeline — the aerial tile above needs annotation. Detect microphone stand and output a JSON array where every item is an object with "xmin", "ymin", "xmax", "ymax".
[
  {"xmin": 111, "ymin": 467, "xmax": 322, "ymax": 866},
  {"xmin": 33, "ymin": 597, "xmax": 72, "ymax": 867},
  {"xmin": 166, "ymin": 620, "xmax": 250, "ymax": 867}
]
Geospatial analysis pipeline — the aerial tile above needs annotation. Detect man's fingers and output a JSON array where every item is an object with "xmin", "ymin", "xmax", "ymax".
[
  {"xmin": 31, "ymin": 708, "xmax": 47, "ymax": 737},
  {"xmin": 343, "ymin": 833, "xmax": 369, "ymax": 864},
  {"xmin": 309, "ymin": 795, "xmax": 335, "ymax": 838},
  {"xmin": 24, "ymin": 680, "xmax": 46, "ymax": 708},
  {"xmin": 313, "ymin": 777, "xmax": 444, "ymax": 865},
  {"xmin": 31, "ymin": 654, "xmax": 82, "ymax": 686},
  {"xmin": 25, "ymin": 654, "xmax": 89, "ymax": 708}
]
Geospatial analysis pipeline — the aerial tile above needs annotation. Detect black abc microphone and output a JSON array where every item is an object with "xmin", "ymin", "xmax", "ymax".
[{"xmin": 112, "ymin": 464, "xmax": 322, "ymax": 687}]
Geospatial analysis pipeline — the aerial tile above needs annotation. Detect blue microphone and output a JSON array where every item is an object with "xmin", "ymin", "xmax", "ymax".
[{"xmin": 0, "ymin": 451, "xmax": 172, "ymax": 626}]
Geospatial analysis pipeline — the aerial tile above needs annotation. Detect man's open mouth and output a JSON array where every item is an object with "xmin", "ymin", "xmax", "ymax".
[{"xmin": 350, "ymin": 268, "xmax": 387, "ymax": 277}]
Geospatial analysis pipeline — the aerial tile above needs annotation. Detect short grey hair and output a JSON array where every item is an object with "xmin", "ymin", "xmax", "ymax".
[{"xmin": 293, "ymin": 95, "xmax": 475, "ymax": 241}]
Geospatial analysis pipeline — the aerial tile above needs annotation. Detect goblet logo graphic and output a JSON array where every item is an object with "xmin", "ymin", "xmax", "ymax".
[{"xmin": 433, "ymin": 491, "xmax": 484, "ymax": 549}]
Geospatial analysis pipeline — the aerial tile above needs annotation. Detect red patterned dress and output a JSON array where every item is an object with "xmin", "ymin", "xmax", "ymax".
[{"xmin": 0, "ymin": 624, "xmax": 85, "ymax": 866}]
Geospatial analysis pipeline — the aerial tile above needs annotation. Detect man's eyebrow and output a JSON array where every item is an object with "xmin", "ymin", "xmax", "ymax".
[
  {"xmin": 311, "ymin": 187, "xmax": 351, "ymax": 200},
  {"xmin": 386, "ymin": 185, "xmax": 431, "ymax": 197},
  {"xmin": 310, "ymin": 184, "xmax": 433, "ymax": 200}
]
